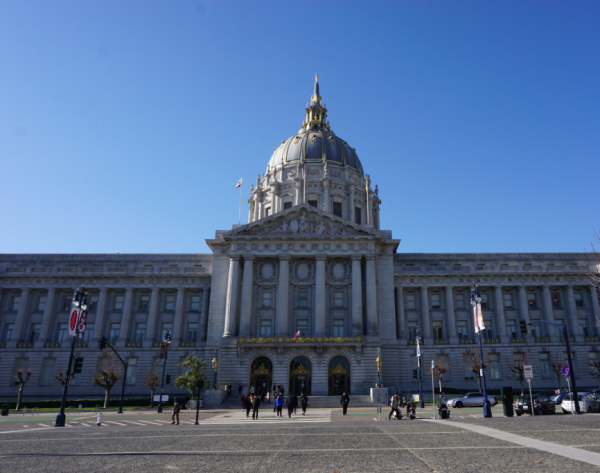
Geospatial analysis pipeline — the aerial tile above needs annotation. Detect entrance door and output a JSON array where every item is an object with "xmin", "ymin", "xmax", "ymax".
[
  {"xmin": 250, "ymin": 356, "xmax": 272, "ymax": 397},
  {"xmin": 328, "ymin": 355, "xmax": 351, "ymax": 395},
  {"xmin": 289, "ymin": 356, "xmax": 312, "ymax": 395}
]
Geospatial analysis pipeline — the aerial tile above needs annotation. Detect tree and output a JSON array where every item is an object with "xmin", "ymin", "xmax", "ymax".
[
  {"xmin": 550, "ymin": 354, "xmax": 565, "ymax": 391},
  {"xmin": 15, "ymin": 369, "xmax": 32, "ymax": 411},
  {"xmin": 144, "ymin": 367, "xmax": 161, "ymax": 407},
  {"xmin": 508, "ymin": 350, "xmax": 530, "ymax": 396},
  {"xmin": 92, "ymin": 350, "xmax": 122, "ymax": 408},
  {"xmin": 589, "ymin": 350, "xmax": 600, "ymax": 388},
  {"xmin": 54, "ymin": 371, "xmax": 74, "ymax": 387},
  {"xmin": 175, "ymin": 356, "xmax": 210, "ymax": 398},
  {"xmin": 430, "ymin": 351, "xmax": 451, "ymax": 392},
  {"xmin": 462, "ymin": 348, "xmax": 487, "ymax": 392}
]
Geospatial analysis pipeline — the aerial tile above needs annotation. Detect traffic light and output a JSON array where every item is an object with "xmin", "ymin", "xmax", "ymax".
[
  {"xmin": 520, "ymin": 319, "xmax": 528, "ymax": 335},
  {"xmin": 166, "ymin": 374, "xmax": 172, "ymax": 385},
  {"xmin": 99, "ymin": 336, "xmax": 108, "ymax": 350},
  {"xmin": 73, "ymin": 357, "xmax": 84, "ymax": 374}
]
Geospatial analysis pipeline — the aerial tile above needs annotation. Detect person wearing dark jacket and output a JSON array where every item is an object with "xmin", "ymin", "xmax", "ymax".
[
  {"xmin": 275, "ymin": 393, "xmax": 284, "ymax": 417},
  {"xmin": 278, "ymin": 384, "xmax": 285, "ymax": 397},
  {"xmin": 292, "ymin": 393, "xmax": 299, "ymax": 415},
  {"xmin": 301, "ymin": 393, "xmax": 308, "ymax": 415},
  {"xmin": 340, "ymin": 393, "xmax": 350, "ymax": 415},
  {"xmin": 286, "ymin": 393, "xmax": 295, "ymax": 418},
  {"xmin": 245, "ymin": 395, "xmax": 253, "ymax": 418},
  {"xmin": 238, "ymin": 384, "xmax": 243, "ymax": 398},
  {"xmin": 252, "ymin": 395, "xmax": 261, "ymax": 420}
]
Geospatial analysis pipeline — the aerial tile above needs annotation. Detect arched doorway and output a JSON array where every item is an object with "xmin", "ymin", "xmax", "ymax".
[
  {"xmin": 289, "ymin": 356, "xmax": 312, "ymax": 395},
  {"xmin": 328, "ymin": 355, "xmax": 351, "ymax": 395},
  {"xmin": 250, "ymin": 356, "xmax": 272, "ymax": 397}
]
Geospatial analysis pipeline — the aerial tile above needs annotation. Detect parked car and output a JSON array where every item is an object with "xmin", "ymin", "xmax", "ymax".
[
  {"xmin": 515, "ymin": 394, "xmax": 556, "ymax": 416},
  {"xmin": 561, "ymin": 392, "xmax": 600, "ymax": 414},
  {"xmin": 550, "ymin": 392, "xmax": 570, "ymax": 404},
  {"xmin": 446, "ymin": 392, "xmax": 498, "ymax": 408}
]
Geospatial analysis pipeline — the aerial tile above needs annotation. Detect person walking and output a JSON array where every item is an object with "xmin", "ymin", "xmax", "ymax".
[
  {"xmin": 389, "ymin": 393, "xmax": 402, "ymax": 420},
  {"xmin": 238, "ymin": 384, "xmax": 243, "ymax": 398},
  {"xmin": 340, "ymin": 392, "xmax": 350, "ymax": 416},
  {"xmin": 245, "ymin": 395, "xmax": 253, "ymax": 418},
  {"xmin": 275, "ymin": 393, "xmax": 284, "ymax": 417},
  {"xmin": 301, "ymin": 392, "xmax": 308, "ymax": 416},
  {"xmin": 171, "ymin": 398, "xmax": 182, "ymax": 425},
  {"xmin": 240, "ymin": 394, "xmax": 246, "ymax": 410},
  {"xmin": 252, "ymin": 394, "xmax": 261, "ymax": 420},
  {"xmin": 272, "ymin": 383, "xmax": 277, "ymax": 398},
  {"xmin": 286, "ymin": 393, "xmax": 295, "ymax": 418},
  {"xmin": 278, "ymin": 384, "xmax": 285, "ymax": 398},
  {"xmin": 292, "ymin": 392, "xmax": 298, "ymax": 415},
  {"xmin": 250, "ymin": 385, "xmax": 255, "ymax": 396}
]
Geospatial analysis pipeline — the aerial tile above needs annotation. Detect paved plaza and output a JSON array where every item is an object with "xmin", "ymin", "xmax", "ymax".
[{"xmin": 1, "ymin": 407, "xmax": 600, "ymax": 472}]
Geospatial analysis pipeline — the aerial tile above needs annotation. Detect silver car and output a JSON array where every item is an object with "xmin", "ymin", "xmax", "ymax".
[
  {"xmin": 446, "ymin": 392, "xmax": 498, "ymax": 408},
  {"xmin": 561, "ymin": 392, "xmax": 600, "ymax": 414}
]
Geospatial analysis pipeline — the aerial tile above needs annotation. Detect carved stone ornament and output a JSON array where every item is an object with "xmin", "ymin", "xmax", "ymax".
[
  {"xmin": 328, "ymin": 259, "xmax": 349, "ymax": 281},
  {"xmin": 308, "ymin": 168, "xmax": 320, "ymax": 176},
  {"xmin": 331, "ymin": 170, "xmax": 341, "ymax": 178},
  {"xmin": 293, "ymin": 258, "xmax": 314, "ymax": 282},
  {"xmin": 256, "ymin": 259, "xmax": 278, "ymax": 283}
]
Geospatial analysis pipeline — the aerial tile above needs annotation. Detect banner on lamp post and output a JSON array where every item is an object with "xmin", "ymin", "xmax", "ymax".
[{"xmin": 68, "ymin": 307, "xmax": 81, "ymax": 337}]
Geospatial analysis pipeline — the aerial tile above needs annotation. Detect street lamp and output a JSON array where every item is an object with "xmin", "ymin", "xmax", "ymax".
[
  {"xmin": 415, "ymin": 328, "xmax": 424, "ymax": 409},
  {"xmin": 212, "ymin": 352, "xmax": 218, "ymax": 390},
  {"xmin": 471, "ymin": 284, "xmax": 492, "ymax": 418},
  {"xmin": 375, "ymin": 349, "xmax": 382, "ymax": 388},
  {"xmin": 157, "ymin": 330, "xmax": 171, "ymax": 413}
]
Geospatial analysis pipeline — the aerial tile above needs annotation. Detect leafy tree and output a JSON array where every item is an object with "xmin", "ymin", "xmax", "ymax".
[
  {"xmin": 144, "ymin": 367, "xmax": 161, "ymax": 407},
  {"xmin": 175, "ymin": 356, "xmax": 209, "ymax": 397},
  {"xmin": 15, "ymin": 369, "xmax": 32, "ymax": 410},
  {"xmin": 92, "ymin": 350, "xmax": 122, "ymax": 408}
]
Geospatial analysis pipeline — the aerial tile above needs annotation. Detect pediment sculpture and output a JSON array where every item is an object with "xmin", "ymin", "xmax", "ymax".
[{"xmin": 240, "ymin": 211, "xmax": 362, "ymax": 237}]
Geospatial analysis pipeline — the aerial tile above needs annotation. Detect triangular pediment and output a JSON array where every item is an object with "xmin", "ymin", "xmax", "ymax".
[{"xmin": 224, "ymin": 204, "xmax": 380, "ymax": 239}]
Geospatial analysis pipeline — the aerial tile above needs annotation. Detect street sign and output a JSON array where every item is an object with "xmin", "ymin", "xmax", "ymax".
[
  {"xmin": 524, "ymin": 365, "xmax": 534, "ymax": 380},
  {"xmin": 561, "ymin": 364, "xmax": 571, "ymax": 377},
  {"xmin": 68, "ymin": 308, "xmax": 81, "ymax": 336},
  {"xmin": 153, "ymin": 395, "xmax": 169, "ymax": 402}
]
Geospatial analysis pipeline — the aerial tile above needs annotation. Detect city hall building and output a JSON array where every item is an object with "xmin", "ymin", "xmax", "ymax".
[{"xmin": 1, "ymin": 77, "xmax": 599, "ymax": 402}]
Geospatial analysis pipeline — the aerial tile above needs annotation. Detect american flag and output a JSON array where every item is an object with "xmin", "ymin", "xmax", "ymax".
[{"xmin": 294, "ymin": 330, "xmax": 301, "ymax": 340}]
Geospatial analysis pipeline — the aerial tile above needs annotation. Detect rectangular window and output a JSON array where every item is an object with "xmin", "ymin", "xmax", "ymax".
[
  {"xmin": 308, "ymin": 200, "xmax": 318, "ymax": 208},
  {"xmin": 62, "ymin": 296, "xmax": 72, "ymax": 311},
  {"xmin": 457, "ymin": 320, "xmax": 469, "ymax": 340},
  {"xmin": 431, "ymin": 294, "xmax": 441, "ymax": 309},
  {"xmin": 433, "ymin": 320, "xmax": 443, "ymax": 341},
  {"xmin": 333, "ymin": 319, "xmax": 344, "ymax": 337},
  {"xmin": 463, "ymin": 354, "xmax": 474, "ymax": 380},
  {"xmin": 481, "ymin": 321, "xmax": 493, "ymax": 339},
  {"xmin": 283, "ymin": 201, "xmax": 292, "ymax": 210},
  {"xmin": 406, "ymin": 293, "xmax": 416, "ymax": 310},
  {"xmin": 265, "ymin": 207, "xmax": 271, "ymax": 216},
  {"xmin": 334, "ymin": 291, "xmax": 343, "ymax": 307},
  {"xmin": 333, "ymin": 201, "xmax": 342, "ymax": 217},
  {"xmin": 354, "ymin": 207, "xmax": 362, "ymax": 224},
  {"xmin": 551, "ymin": 293, "xmax": 560, "ymax": 308},
  {"xmin": 190, "ymin": 295, "xmax": 202, "ymax": 311},
  {"xmin": 480, "ymin": 293, "xmax": 489, "ymax": 309},
  {"xmin": 527, "ymin": 293, "xmax": 537, "ymax": 309},
  {"xmin": 39, "ymin": 357, "xmax": 56, "ymax": 386},
  {"xmin": 579, "ymin": 319, "xmax": 589, "ymax": 337},
  {"xmin": 454, "ymin": 293, "xmax": 465, "ymax": 310},
  {"xmin": 407, "ymin": 321, "xmax": 418, "ymax": 340},
  {"xmin": 3, "ymin": 324, "xmax": 14, "ymax": 342},
  {"xmin": 13, "ymin": 358, "xmax": 28, "ymax": 386},
  {"xmin": 134, "ymin": 323, "xmax": 146, "ymax": 343},
  {"xmin": 297, "ymin": 319, "xmax": 309, "ymax": 337},
  {"xmin": 126, "ymin": 358, "xmax": 138, "ymax": 385},
  {"xmin": 138, "ymin": 295, "xmax": 150, "ymax": 311},
  {"xmin": 83, "ymin": 324, "xmax": 94, "ymax": 343},
  {"xmin": 539, "ymin": 352, "xmax": 552, "ymax": 379},
  {"xmin": 260, "ymin": 319, "xmax": 272, "ymax": 337},
  {"xmin": 56, "ymin": 323, "xmax": 69, "ymax": 343},
  {"xmin": 503, "ymin": 293, "xmax": 513, "ymax": 308},
  {"xmin": 411, "ymin": 355, "xmax": 420, "ymax": 380},
  {"xmin": 114, "ymin": 295, "xmax": 125, "ymax": 310},
  {"xmin": 187, "ymin": 322, "xmax": 198, "ymax": 342},
  {"xmin": 37, "ymin": 296, "xmax": 47, "ymax": 312},
  {"xmin": 298, "ymin": 291, "xmax": 308, "ymax": 308},
  {"xmin": 488, "ymin": 353, "xmax": 502, "ymax": 380},
  {"xmin": 160, "ymin": 322, "xmax": 172, "ymax": 339},
  {"xmin": 506, "ymin": 320, "xmax": 517, "ymax": 339},
  {"xmin": 109, "ymin": 323, "xmax": 120, "ymax": 344},
  {"xmin": 165, "ymin": 295, "xmax": 176, "ymax": 311},
  {"xmin": 262, "ymin": 291, "xmax": 272, "ymax": 307},
  {"xmin": 10, "ymin": 296, "xmax": 21, "ymax": 311},
  {"xmin": 89, "ymin": 295, "xmax": 99, "ymax": 310},
  {"xmin": 29, "ymin": 323, "xmax": 41, "ymax": 343},
  {"xmin": 575, "ymin": 292, "xmax": 584, "ymax": 307}
]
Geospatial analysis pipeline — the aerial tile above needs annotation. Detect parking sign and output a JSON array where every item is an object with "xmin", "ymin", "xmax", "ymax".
[{"xmin": 524, "ymin": 365, "xmax": 534, "ymax": 380}]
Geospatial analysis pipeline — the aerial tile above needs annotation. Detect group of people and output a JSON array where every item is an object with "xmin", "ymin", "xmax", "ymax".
[{"xmin": 237, "ymin": 383, "xmax": 309, "ymax": 419}]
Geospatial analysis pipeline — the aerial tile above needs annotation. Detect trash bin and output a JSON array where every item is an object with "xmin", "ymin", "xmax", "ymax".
[
  {"xmin": 501, "ymin": 386, "xmax": 514, "ymax": 417},
  {"xmin": 438, "ymin": 393, "xmax": 450, "ymax": 419},
  {"xmin": 1, "ymin": 404, "xmax": 9, "ymax": 416}
]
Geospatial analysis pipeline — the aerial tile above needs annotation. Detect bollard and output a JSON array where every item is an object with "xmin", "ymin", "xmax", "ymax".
[{"xmin": 97, "ymin": 412, "xmax": 103, "ymax": 426}]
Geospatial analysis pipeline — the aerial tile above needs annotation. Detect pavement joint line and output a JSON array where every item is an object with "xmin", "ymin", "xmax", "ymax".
[{"xmin": 425, "ymin": 418, "xmax": 600, "ymax": 468}]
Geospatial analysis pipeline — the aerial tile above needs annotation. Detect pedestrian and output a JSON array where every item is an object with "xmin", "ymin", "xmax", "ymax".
[
  {"xmin": 252, "ymin": 393, "xmax": 261, "ymax": 420},
  {"xmin": 245, "ymin": 395, "xmax": 253, "ymax": 418},
  {"xmin": 292, "ymin": 392, "xmax": 298, "ymax": 415},
  {"xmin": 171, "ymin": 398, "xmax": 182, "ymax": 425},
  {"xmin": 301, "ymin": 392, "xmax": 308, "ymax": 416},
  {"xmin": 340, "ymin": 392, "xmax": 350, "ymax": 415},
  {"xmin": 250, "ymin": 385, "xmax": 255, "ymax": 395},
  {"xmin": 402, "ymin": 395, "xmax": 407, "ymax": 407},
  {"xmin": 278, "ymin": 384, "xmax": 284, "ymax": 397},
  {"xmin": 389, "ymin": 393, "xmax": 402, "ymax": 420},
  {"xmin": 272, "ymin": 383, "xmax": 277, "ymax": 398},
  {"xmin": 267, "ymin": 391, "xmax": 271, "ymax": 404},
  {"xmin": 240, "ymin": 394, "xmax": 246, "ymax": 410},
  {"xmin": 275, "ymin": 393, "xmax": 284, "ymax": 417},
  {"xmin": 286, "ymin": 392, "xmax": 295, "ymax": 418},
  {"xmin": 238, "ymin": 384, "xmax": 243, "ymax": 398}
]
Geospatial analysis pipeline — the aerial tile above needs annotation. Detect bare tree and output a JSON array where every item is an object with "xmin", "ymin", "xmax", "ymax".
[
  {"xmin": 589, "ymin": 349, "xmax": 600, "ymax": 388},
  {"xmin": 144, "ymin": 367, "xmax": 161, "ymax": 407},
  {"xmin": 92, "ymin": 351, "xmax": 122, "ymax": 408},
  {"xmin": 508, "ymin": 349, "xmax": 530, "ymax": 396},
  {"xmin": 54, "ymin": 371, "xmax": 74, "ymax": 387},
  {"xmin": 15, "ymin": 369, "xmax": 32, "ymax": 410},
  {"xmin": 550, "ymin": 354, "xmax": 565, "ymax": 392},
  {"xmin": 584, "ymin": 228, "xmax": 600, "ymax": 287},
  {"xmin": 430, "ymin": 351, "xmax": 451, "ymax": 392},
  {"xmin": 462, "ymin": 348, "xmax": 487, "ymax": 392}
]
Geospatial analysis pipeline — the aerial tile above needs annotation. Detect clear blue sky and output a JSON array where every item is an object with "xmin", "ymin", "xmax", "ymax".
[{"xmin": 1, "ymin": 1, "xmax": 598, "ymax": 255}]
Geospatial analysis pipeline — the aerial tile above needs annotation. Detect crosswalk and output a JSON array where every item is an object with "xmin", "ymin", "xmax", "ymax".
[{"xmin": 198, "ymin": 409, "xmax": 331, "ymax": 425}]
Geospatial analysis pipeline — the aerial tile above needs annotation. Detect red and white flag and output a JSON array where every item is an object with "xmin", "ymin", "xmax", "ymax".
[
  {"xmin": 473, "ymin": 301, "xmax": 485, "ymax": 333},
  {"xmin": 302, "ymin": 167, "xmax": 306, "ymax": 179},
  {"xmin": 294, "ymin": 330, "xmax": 301, "ymax": 340},
  {"xmin": 236, "ymin": 177, "xmax": 243, "ymax": 188}
]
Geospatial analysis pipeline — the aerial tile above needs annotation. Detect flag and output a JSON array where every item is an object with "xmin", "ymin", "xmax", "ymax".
[
  {"xmin": 302, "ymin": 168, "xmax": 306, "ymax": 179},
  {"xmin": 474, "ymin": 301, "xmax": 485, "ymax": 333},
  {"xmin": 294, "ymin": 330, "xmax": 300, "ymax": 340},
  {"xmin": 236, "ymin": 177, "xmax": 243, "ymax": 188}
]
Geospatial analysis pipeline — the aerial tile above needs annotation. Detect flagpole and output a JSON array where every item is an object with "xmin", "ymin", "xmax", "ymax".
[
  {"xmin": 366, "ymin": 175, "xmax": 370, "ymax": 225},
  {"xmin": 303, "ymin": 166, "xmax": 306, "ymax": 204},
  {"xmin": 238, "ymin": 175, "xmax": 243, "ymax": 225}
]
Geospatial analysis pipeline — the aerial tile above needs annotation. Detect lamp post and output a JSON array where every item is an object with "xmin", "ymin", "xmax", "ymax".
[
  {"xmin": 375, "ymin": 348, "xmax": 382, "ymax": 388},
  {"xmin": 415, "ymin": 328, "xmax": 424, "ymax": 409},
  {"xmin": 212, "ymin": 353, "xmax": 218, "ymax": 389},
  {"xmin": 471, "ymin": 284, "xmax": 492, "ymax": 418},
  {"xmin": 157, "ymin": 330, "xmax": 171, "ymax": 413}
]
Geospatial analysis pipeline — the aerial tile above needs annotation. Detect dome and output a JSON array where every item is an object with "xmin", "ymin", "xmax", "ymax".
[{"xmin": 268, "ymin": 131, "xmax": 364, "ymax": 176}]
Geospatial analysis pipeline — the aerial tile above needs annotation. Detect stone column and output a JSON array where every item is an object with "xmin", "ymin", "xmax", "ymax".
[
  {"xmin": 91, "ymin": 288, "xmax": 108, "ymax": 342},
  {"xmin": 223, "ymin": 257, "xmax": 241, "ymax": 337},
  {"xmin": 248, "ymin": 199, "xmax": 255, "ymax": 223},
  {"xmin": 294, "ymin": 180, "xmax": 302, "ymax": 205},
  {"xmin": 518, "ymin": 286, "xmax": 533, "ymax": 343},
  {"xmin": 590, "ymin": 286, "xmax": 600, "ymax": 333},
  {"xmin": 494, "ymin": 287, "xmax": 508, "ymax": 343},
  {"xmin": 567, "ymin": 285, "xmax": 582, "ymax": 341},
  {"xmin": 420, "ymin": 286, "xmax": 431, "ymax": 345},
  {"xmin": 315, "ymin": 255, "xmax": 327, "ymax": 337},
  {"xmin": 445, "ymin": 286, "xmax": 458, "ymax": 344},
  {"xmin": 199, "ymin": 288, "xmax": 210, "ymax": 341},
  {"xmin": 322, "ymin": 179, "xmax": 330, "ymax": 213},
  {"xmin": 116, "ymin": 287, "xmax": 134, "ymax": 347},
  {"xmin": 542, "ymin": 285, "xmax": 558, "ymax": 341},
  {"xmin": 143, "ymin": 287, "xmax": 160, "ymax": 347},
  {"xmin": 347, "ymin": 189, "xmax": 355, "ymax": 222},
  {"xmin": 171, "ymin": 287, "xmax": 186, "ymax": 346},
  {"xmin": 276, "ymin": 256, "xmax": 290, "ymax": 337},
  {"xmin": 365, "ymin": 255, "xmax": 378, "ymax": 335},
  {"xmin": 35, "ymin": 288, "xmax": 56, "ymax": 348},
  {"xmin": 8, "ymin": 288, "xmax": 30, "ymax": 347},
  {"xmin": 352, "ymin": 255, "xmax": 364, "ymax": 337},
  {"xmin": 395, "ymin": 287, "xmax": 406, "ymax": 342},
  {"xmin": 239, "ymin": 256, "xmax": 255, "ymax": 337}
]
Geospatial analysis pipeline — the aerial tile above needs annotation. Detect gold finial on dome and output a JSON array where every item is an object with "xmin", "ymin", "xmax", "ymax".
[{"xmin": 315, "ymin": 73, "xmax": 318, "ymax": 82}]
